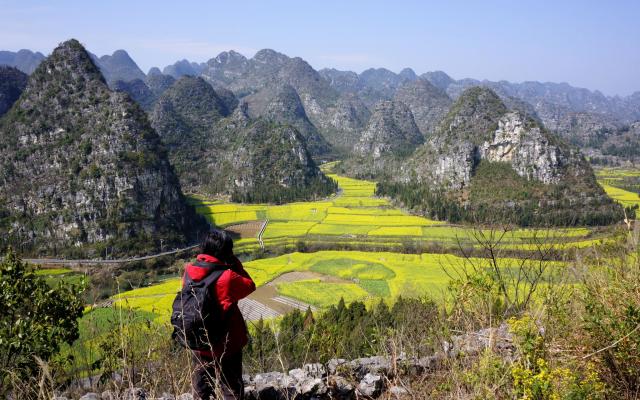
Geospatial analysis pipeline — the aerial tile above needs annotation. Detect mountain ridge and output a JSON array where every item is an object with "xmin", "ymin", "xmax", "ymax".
[{"xmin": 0, "ymin": 39, "xmax": 206, "ymax": 257}]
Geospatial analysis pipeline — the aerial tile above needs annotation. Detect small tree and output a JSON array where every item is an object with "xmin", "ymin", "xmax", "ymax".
[{"xmin": 0, "ymin": 249, "xmax": 84, "ymax": 389}]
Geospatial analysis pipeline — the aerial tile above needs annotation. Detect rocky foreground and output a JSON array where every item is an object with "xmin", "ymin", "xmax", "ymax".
[{"xmin": 64, "ymin": 325, "xmax": 513, "ymax": 400}]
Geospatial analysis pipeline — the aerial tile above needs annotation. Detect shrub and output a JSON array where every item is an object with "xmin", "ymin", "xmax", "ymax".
[{"xmin": 0, "ymin": 250, "xmax": 84, "ymax": 392}]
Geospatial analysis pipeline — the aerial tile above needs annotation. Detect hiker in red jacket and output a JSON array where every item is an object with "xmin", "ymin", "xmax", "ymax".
[{"xmin": 183, "ymin": 229, "xmax": 255, "ymax": 400}]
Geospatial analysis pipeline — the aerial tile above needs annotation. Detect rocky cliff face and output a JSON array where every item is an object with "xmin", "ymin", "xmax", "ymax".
[
  {"xmin": 0, "ymin": 39, "xmax": 205, "ymax": 257},
  {"xmin": 0, "ymin": 66, "xmax": 28, "ymax": 117},
  {"xmin": 354, "ymin": 100, "xmax": 423, "ymax": 159},
  {"xmin": 382, "ymin": 87, "xmax": 623, "ymax": 226},
  {"xmin": 315, "ymin": 93, "xmax": 371, "ymax": 153},
  {"xmin": 318, "ymin": 68, "xmax": 360, "ymax": 93},
  {"xmin": 479, "ymin": 112, "xmax": 568, "ymax": 184},
  {"xmin": 394, "ymin": 78, "xmax": 452, "ymax": 137},
  {"xmin": 405, "ymin": 88, "xmax": 581, "ymax": 189}
]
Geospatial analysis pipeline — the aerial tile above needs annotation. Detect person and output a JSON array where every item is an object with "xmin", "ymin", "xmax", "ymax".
[{"xmin": 183, "ymin": 229, "xmax": 255, "ymax": 400}]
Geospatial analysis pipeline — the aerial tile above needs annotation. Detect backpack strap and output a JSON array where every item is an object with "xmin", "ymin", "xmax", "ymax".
[
  {"xmin": 183, "ymin": 261, "xmax": 229, "ymax": 289},
  {"xmin": 193, "ymin": 260, "xmax": 228, "ymax": 269}
]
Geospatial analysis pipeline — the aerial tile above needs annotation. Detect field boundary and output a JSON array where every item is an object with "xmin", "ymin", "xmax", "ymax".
[{"xmin": 258, "ymin": 219, "xmax": 269, "ymax": 249}]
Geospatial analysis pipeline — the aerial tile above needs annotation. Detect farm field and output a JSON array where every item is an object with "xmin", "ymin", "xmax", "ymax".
[
  {"xmin": 112, "ymin": 250, "xmax": 566, "ymax": 318},
  {"xmin": 189, "ymin": 168, "xmax": 604, "ymax": 252},
  {"xmin": 596, "ymin": 167, "xmax": 640, "ymax": 218}
]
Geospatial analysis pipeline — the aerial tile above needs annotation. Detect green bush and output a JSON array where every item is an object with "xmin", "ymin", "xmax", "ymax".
[{"xmin": 0, "ymin": 250, "xmax": 84, "ymax": 391}]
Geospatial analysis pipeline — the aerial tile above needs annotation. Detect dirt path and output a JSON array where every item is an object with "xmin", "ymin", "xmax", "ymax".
[{"xmin": 239, "ymin": 271, "xmax": 347, "ymax": 321}]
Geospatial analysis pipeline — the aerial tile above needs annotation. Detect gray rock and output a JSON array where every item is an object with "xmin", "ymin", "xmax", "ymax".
[
  {"xmin": 349, "ymin": 356, "xmax": 392, "ymax": 379},
  {"xmin": 288, "ymin": 367, "xmax": 308, "ymax": 382},
  {"xmin": 253, "ymin": 371, "xmax": 296, "ymax": 399},
  {"xmin": 357, "ymin": 373, "xmax": 383, "ymax": 397},
  {"xmin": 297, "ymin": 377, "xmax": 328, "ymax": 396},
  {"xmin": 327, "ymin": 358, "xmax": 347, "ymax": 375},
  {"xmin": 328, "ymin": 376, "xmax": 354, "ymax": 399},
  {"xmin": 303, "ymin": 363, "xmax": 326, "ymax": 378},
  {"xmin": 175, "ymin": 394, "xmax": 193, "ymax": 400},
  {"xmin": 79, "ymin": 393, "xmax": 100, "ymax": 400},
  {"xmin": 394, "ymin": 78, "xmax": 452, "ymax": 136}
]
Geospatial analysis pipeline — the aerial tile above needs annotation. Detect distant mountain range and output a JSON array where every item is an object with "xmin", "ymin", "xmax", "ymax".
[
  {"xmin": 0, "ymin": 40, "xmax": 632, "ymax": 251},
  {"xmin": 4, "ymin": 46, "xmax": 638, "ymax": 159}
]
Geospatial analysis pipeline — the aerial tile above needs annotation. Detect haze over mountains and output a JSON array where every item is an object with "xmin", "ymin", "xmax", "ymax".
[{"xmin": 0, "ymin": 40, "xmax": 634, "ymax": 255}]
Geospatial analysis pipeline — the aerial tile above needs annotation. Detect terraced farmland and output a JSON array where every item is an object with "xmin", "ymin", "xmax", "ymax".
[{"xmin": 596, "ymin": 168, "xmax": 640, "ymax": 218}]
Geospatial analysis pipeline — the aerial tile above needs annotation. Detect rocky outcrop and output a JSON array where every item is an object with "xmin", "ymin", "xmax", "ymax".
[
  {"xmin": 479, "ymin": 112, "xmax": 569, "ymax": 184},
  {"xmin": 358, "ymin": 68, "xmax": 416, "ymax": 102},
  {"xmin": 201, "ymin": 50, "xmax": 249, "ymax": 84},
  {"xmin": 404, "ymin": 88, "xmax": 588, "ymax": 189},
  {"xmin": 66, "ymin": 325, "xmax": 514, "ymax": 400},
  {"xmin": 0, "ymin": 66, "xmax": 28, "ymax": 116},
  {"xmin": 318, "ymin": 68, "xmax": 360, "ymax": 93},
  {"xmin": 421, "ymin": 70, "xmax": 455, "ymax": 92},
  {"xmin": 230, "ymin": 121, "xmax": 334, "ymax": 199},
  {"xmin": 540, "ymin": 108, "xmax": 622, "ymax": 146},
  {"xmin": 0, "ymin": 39, "xmax": 205, "ymax": 257},
  {"xmin": 144, "ymin": 73, "xmax": 176, "ymax": 101},
  {"xmin": 383, "ymin": 87, "xmax": 624, "ymax": 226},
  {"xmin": 200, "ymin": 49, "xmax": 346, "ymax": 156},
  {"xmin": 394, "ymin": 78, "xmax": 452, "ymax": 137},
  {"xmin": 354, "ymin": 100, "xmax": 423, "ymax": 159}
]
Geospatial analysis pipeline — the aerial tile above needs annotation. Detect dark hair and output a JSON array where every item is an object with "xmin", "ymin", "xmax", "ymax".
[{"xmin": 200, "ymin": 229, "xmax": 234, "ymax": 260}]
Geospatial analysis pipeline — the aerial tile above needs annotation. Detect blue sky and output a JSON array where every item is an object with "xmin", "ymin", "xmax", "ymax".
[{"xmin": 1, "ymin": 0, "xmax": 638, "ymax": 96}]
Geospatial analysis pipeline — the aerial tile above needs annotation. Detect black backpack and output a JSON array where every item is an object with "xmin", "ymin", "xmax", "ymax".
[{"xmin": 171, "ymin": 261, "xmax": 228, "ymax": 350}]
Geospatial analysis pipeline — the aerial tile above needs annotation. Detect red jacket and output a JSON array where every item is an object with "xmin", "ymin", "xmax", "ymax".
[{"xmin": 183, "ymin": 253, "xmax": 255, "ymax": 358}]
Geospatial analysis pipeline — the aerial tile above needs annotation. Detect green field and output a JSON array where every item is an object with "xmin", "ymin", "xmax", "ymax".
[
  {"xmin": 108, "ymin": 166, "xmax": 637, "ymax": 318},
  {"xmin": 113, "ymin": 250, "xmax": 567, "ymax": 314},
  {"xmin": 189, "ymin": 170, "xmax": 603, "ymax": 251},
  {"xmin": 596, "ymin": 168, "xmax": 640, "ymax": 218}
]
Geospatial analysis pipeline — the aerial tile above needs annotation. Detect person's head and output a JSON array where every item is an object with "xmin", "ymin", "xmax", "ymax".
[{"xmin": 200, "ymin": 229, "xmax": 234, "ymax": 261}]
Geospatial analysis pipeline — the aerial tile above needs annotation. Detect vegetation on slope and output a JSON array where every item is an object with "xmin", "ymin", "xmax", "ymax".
[{"xmin": 0, "ymin": 39, "xmax": 206, "ymax": 257}]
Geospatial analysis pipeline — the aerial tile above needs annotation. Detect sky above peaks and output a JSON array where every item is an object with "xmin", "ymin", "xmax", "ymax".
[{"xmin": 1, "ymin": 0, "xmax": 639, "ymax": 96}]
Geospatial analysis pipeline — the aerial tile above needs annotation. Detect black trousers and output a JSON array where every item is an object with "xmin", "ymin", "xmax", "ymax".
[{"xmin": 192, "ymin": 351, "xmax": 244, "ymax": 400}]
